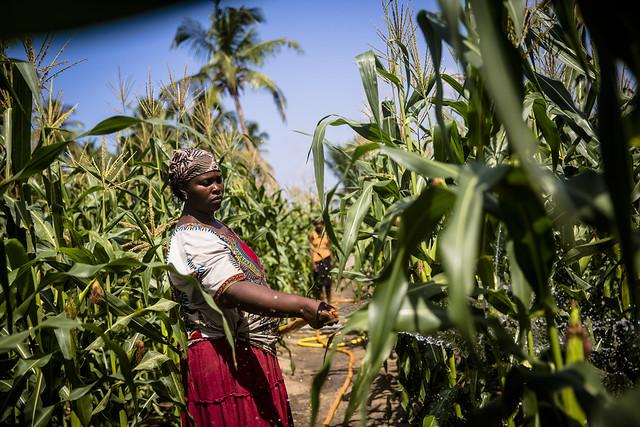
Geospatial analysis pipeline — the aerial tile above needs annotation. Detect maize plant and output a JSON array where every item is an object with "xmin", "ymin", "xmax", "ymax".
[
  {"xmin": 310, "ymin": 1, "xmax": 640, "ymax": 426},
  {"xmin": 0, "ymin": 43, "xmax": 316, "ymax": 425}
]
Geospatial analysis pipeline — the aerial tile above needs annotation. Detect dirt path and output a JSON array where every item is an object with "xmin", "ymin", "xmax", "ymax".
[{"xmin": 277, "ymin": 289, "xmax": 408, "ymax": 426}]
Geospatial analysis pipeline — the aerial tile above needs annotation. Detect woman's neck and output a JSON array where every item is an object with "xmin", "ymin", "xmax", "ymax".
[{"xmin": 180, "ymin": 206, "xmax": 220, "ymax": 227}]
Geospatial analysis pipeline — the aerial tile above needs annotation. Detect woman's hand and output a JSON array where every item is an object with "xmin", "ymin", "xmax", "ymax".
[{"xmin": 303, "ymin": 300, "xmax": 339, "ymax": 329}]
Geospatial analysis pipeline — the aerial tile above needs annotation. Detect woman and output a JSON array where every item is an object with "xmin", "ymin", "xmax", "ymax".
[
  {"xmin": 166, "ymin": 148, "xmax": 337, "ymax": 426},
  {"xmin": 308, "ymin": 219, "xmax": 333, "ymax": 304}
]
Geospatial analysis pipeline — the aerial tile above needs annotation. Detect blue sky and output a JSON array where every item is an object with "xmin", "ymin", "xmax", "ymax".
[{"xmin": 10, "ymin": 0, "xmax": 440, "ymax": 191}]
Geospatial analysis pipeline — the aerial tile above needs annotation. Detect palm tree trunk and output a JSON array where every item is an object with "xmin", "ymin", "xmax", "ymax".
[
  {"xmin": 230, "ymin": 89, "xmax": 277, "ymax": 189},
  {"xmin": 231, "ymin": 89, "xmax": 249, "ymax": 135}
]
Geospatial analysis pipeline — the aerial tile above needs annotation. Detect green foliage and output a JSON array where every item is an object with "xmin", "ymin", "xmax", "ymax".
[
  {"xmin": 0, "ymin": 44, "xmax": 316, "ymax": 425},
  {"xmin": 311, "ymin": 1, "xmax": 640, "ymax": 425}
]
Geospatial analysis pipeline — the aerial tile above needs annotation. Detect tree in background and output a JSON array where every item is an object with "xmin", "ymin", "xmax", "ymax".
[{"xmin": 172, "ymin": 0, "xmax": 302, "ymax": 187}]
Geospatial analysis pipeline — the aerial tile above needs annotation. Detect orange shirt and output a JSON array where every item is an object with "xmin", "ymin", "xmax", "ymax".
[{"xmin": 308, "ymin": 229, "xmax": 332, "ymax": 262}]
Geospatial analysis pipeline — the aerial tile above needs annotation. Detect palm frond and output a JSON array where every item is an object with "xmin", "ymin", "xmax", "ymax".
[
  {"xmin": 243, "ymin": 70, "xmax": 287, "ymax": 122},
  {"xmin": 238, "ymin": 38, "xmax": 303, "ymax": 66},
  {"xmin": 172, "ymin": 17, "xmax": 213, "ymax": 62}
]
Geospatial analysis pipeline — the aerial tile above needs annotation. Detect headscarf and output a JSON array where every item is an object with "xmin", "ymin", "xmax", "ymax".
[{"xmin": 168, "ymin": 148, "xmax": 220, "ymax": 201}]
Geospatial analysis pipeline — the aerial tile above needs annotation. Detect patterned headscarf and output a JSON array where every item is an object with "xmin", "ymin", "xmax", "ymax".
[{"xmin": 168, "ymin": 148, "xmax": 220, "ymax": 201}]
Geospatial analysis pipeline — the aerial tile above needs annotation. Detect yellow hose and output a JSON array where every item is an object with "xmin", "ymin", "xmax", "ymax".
[
  {"xmin": 297, "ymin": 334, "xmax": 365, "ymax": 348},
  {"xmin": 281, "ymin": 298, "xmax": 363, "ymax": 426},
  {"xmin": 331, "ymin": 297, "xmax": 355, "ymax": 304}
]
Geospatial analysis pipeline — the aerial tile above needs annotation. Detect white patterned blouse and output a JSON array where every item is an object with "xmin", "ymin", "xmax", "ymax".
[{"xmin": 166, "ymin": 222, "xmax": 279, "ymax": 354}]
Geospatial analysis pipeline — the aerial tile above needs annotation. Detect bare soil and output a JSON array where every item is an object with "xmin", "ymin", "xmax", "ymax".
[{"xmin": 277, "ymin": 289, "xmax": 409, "ymax": 427}]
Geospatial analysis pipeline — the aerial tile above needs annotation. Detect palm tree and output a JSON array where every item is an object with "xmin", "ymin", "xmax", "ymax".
[{"xmin": 172, "ymin": 1, "xmax": 301, "ymax": 187}]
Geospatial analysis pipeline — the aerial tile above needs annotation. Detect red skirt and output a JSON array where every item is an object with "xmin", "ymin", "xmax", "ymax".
[{"xmin": 181, "ymin": 335, "xmax": 294, "ymax": 427}]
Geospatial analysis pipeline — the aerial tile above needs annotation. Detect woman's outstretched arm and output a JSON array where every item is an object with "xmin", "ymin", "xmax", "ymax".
[{"xmin": 218, "ymin": 281, "xmax": 336, "ymax": 329}]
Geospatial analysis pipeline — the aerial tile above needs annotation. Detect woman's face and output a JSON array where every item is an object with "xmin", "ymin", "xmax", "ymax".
[{"xmin": 184, "ymin": 170, "xmax": 224, "ymax": 214}]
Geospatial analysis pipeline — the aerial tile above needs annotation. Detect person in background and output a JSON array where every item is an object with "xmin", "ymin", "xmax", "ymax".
[
  {"xmin": 308, "ymin": 218, "xmax": 333, "ymax": 304},
  {"xmin": 166, "ymin": 148, "xmax": 338, "ymax": 427}
]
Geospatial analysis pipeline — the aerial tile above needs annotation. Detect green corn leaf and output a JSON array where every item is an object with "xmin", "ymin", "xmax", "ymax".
[
  {"xmin": 562, "ymin": 171, "xmax": 614, "ymax": 227},
  {"xmin": 109, "ymin": 299, "xmax": 177, "ymax": 332},
  {"xmin": 532, "ymin": 98, "xmax": 561, "ymax": 171},
  {"xmin": 394, "ymin": 283, "xmax": 445, "ymax": 333},
  {"xmin": 68, "ymin": 382, "xmax": 98, "ymax": 401},
  {"xmin": 0, "ymin": 330, "xmax": 30, "ymax": 352},
  {"xmin": 0, "ymin": 141, "xmax": 71, "ymax": 194},
  {"xmin": 54, "ymin": 327, "xmax": 76, "ymax": 360},
  {"xmin": 29, "ymin": 209, "xmax": 57, "ymax": 249},
  {"xmin": 13, "ymin": 61, "xmax": 41, "ymax": 105},
  {"xmin": 498, "ymin": 169, "xmax": 555, "ymax": 308},
  {"xmin": 442, "ymin": 73, "xmax": 464, "ymax": 96},
  {"xmin": 0, "ymin": 375, "xmax": 27, "ymax": 421},
  {"xmin": 423, "ymin": 415, "xmax": 438, "ymax": 427},
  {"xmin": 356, "ymin": 51, "xmax": 381, "ymax": 125},
  {"xmin": 68, "ymin": 185, "xmax": 104, "ymax": 210},
  {"xmin": 39, "ymin": 313, "xmax": 81, "ymax": 329},
  {"xmin": 58, "ymin": 247, "xmax": 96, "ymax": 264},
  {"xmin": 64, "ymin": 257, "xmax": 142, "ymax": 279},
  {"xmin": 25, "ymin": 370, "xmax": 45, "ymax": 426},
  {"xmin": 16, "ymin": 140, "xmax": 69, "ymax": 179},
  {"xmin": 82, "ymin": 323, "xmax": 132, "ymax": 377},
  {"xmin": 379, "ymin": 145, "xmax": 460, "ymax": 179},
  {"xmin": 374, "ymin": 56, "xmax": 402, "ymax": 87},
  {"xmin": 344, "ymin": 186, "xmax": 454, "ymax": 420},
  {"xmin": 2, "ymin": 108, "xmax": 13, "ymax": 179},
  {"xmin": 9, "ymin": 62, "xmax": 33, "ymax": 176},
  {"xmin": 534, "ymin": 72, "xmax": 581, "ymax": 116},
  {"xmin": 339, "ymin": 182, "xmax": 373, "ymax": 276},
  {"xmin": 310, "ymin": 115, "xmax": 388, "ymax": 207},
  {"xmin": 432, "ymin": 122, "xmax": 448, "ymax": 163},
  {"xmin": 145, "ymin": 298, "xmax": 178, "ymax": 312},
  {"xmin": 86, "ymin": 115, "xmax": 140, "ymax": 136},
  {"xmin": 530, "ymin": 13, "xmax": 595, "ymax": 80},
  {"xmin": 31, "ymin": 405, "xmax": 55, "ymax": 427},
  {"xmin": 310, "ymin": 115, "xmax": 332, "ymax": 207},
  {"xmin": 13, "ymin": 354, "xmax": 53, "ymax": 378},
  {"xmin": 466, "ymin": 0, "xmax": 567, "ymax": 208},
  {"xmin": 440, "ymin": 171, "xmax": 484, "ymax": 339},
  {"xmin": 90, "ymin": 389, "xmax": 111, "ymax": 416},
  {"xmin": 102, "ymin": 293, "xmax": 176, "ymax": 350},
  {"xmin": 561, "ymin": 237, "xmax": 614, "ymax": 266},
  {"xmin": 585, "ymin": 22, "xmax": 638, "ymax": 310},
  {"xmin": 158, "ymin": 369, "xmax": 185, "ymax": 406},
  {"xmin": 418, "ymin": 9, "xmax": 453, "ymax": 165},
  {"xmin": 504, "ymin": 0, "xmax": 526, "ymax": 42},
  {"xmin": 592, "ymin": 387, "xmax": 640, "ymax": 426},
  {"xmin": 134, "ymin": 350, "xmax": 170, "ymax": 371},
  {"xmin": 507, "ymin": 241, "xmax": 532, "ymax": 311},
  {"xmin": 0, "ymin": 313, "xmax": 80, "ymax": 353},
  {"xmin": 72, "ymin": 394, "xmax": 93, "ymax": 427},
  {"xmin": 550, "ymin": 3, "xmax": 593, "ymax": 81}
]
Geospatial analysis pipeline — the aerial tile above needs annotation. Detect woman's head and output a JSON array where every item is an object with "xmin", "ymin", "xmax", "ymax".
[{"xmin": 168, "ymin": 148, "xmax": 224, "ymax": 214}]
